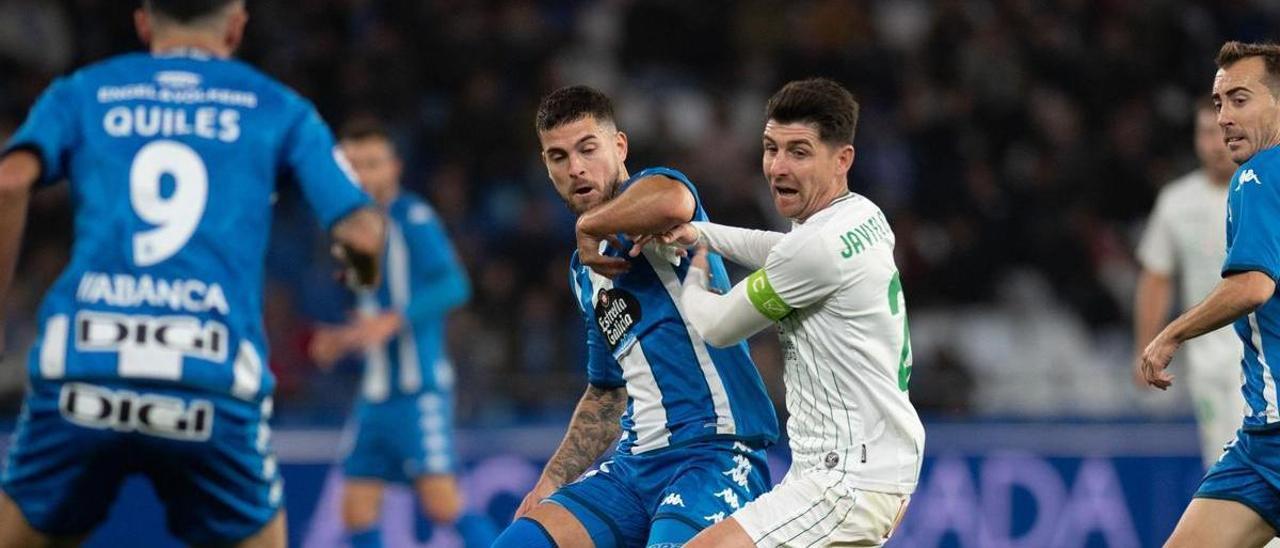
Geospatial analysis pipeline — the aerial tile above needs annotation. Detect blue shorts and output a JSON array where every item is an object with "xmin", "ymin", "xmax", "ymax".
[
  {"xmin": 1195, "ymin": 428, "xmax": 1280, "ymax": 533},
  {"xmin": 547, "ymin": 440, "xmax": 772, "ymax": 548},
  {"xmin": 342, "ymin": 391, "xmax": 455, "ymax": 483},
  {"xmin": 1, "ymin": 379, "xmax": 281, "ymax": 545}
]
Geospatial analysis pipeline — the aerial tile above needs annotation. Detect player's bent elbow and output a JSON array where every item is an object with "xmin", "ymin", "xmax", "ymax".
[{"xmin": 0, "ymin": 151, "xmax": 40, "ymax": 196}]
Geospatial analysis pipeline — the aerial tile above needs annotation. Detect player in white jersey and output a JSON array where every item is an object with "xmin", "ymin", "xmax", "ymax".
[
  {"xmin": 1134, "ymin": 98, "xmax": 1243, "ymax": 468},
  {"xmin": 638, "ymin": 78, "xmax": 924, "ymax": 547}
]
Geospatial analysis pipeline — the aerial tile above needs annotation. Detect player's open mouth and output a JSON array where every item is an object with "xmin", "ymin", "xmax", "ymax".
[
  {"xmin": 1225, "ymin": 136, "xmax": 1245, "ymax": 146},
  {"xmin": 775, "ymin": 187, "xmax": 799, "ymax": 197},
  {"xmin": 573, "ymin": 186, "xmax": 595, "ymax": 196}
]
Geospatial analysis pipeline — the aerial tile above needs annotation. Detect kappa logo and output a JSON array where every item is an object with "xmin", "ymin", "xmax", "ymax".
[
  {"xmin": 713, "ymin": 488, "xmax": 741, "ymax": 510},
  {"xmin": 703, "ymin": 512, "xmax": 726, "ymax": 524},
  {"xmin": 661, "ymin": 493, "xmax": 686, "ymax": 507},
  {"xmin": 722, "ymin": 454, "xmax": 753, "ymax": 488},
  {"xmin": 1237, "ymin": 169, "xmax": 1262, "ymax": 190}
]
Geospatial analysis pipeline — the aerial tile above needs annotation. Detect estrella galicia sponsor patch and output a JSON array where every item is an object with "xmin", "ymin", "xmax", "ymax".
[{"xmin": 595, "ymin": 288, "xmax": 642, "ymax": 351}]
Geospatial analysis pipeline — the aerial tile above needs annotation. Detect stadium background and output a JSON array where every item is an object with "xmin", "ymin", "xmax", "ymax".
[{"xmin": 0, "ymin": 0, "xmax": 1276, "ymax": 546}]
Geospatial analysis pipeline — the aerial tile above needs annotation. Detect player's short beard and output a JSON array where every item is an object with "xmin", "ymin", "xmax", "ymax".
[{"xmin": 567, "ymin": 177, "xmax": 622, "ymax": 216}]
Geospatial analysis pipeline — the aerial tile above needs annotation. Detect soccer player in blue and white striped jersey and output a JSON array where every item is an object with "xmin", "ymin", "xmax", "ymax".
[
  {"xmin": 1143, "ymin": 42, "xmax": 1280, "ymax": 548},
  {"xmin": 309, "ymin": 121, "xmax": 495, "ymax": 548},
  {"xmin": 492, "ymin": 86, "xmax": 780, "ymax": 548}
]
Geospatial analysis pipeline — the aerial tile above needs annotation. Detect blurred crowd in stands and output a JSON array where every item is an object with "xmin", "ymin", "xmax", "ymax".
[{"xmin": 2, "ymin": 0, "xmax": 1278, "ymax": 425}]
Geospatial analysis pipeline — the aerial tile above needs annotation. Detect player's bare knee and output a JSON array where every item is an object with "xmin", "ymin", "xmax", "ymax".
[
  {"xmin": 342, "ymin": 498, "xmax": 381, "ymax": 530},
  {"xmin": 418, "ymin": 490, "xmax": 462, "ymax": 523}
]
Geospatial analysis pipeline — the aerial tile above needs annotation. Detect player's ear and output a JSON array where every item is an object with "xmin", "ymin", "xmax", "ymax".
[
  {"xmin": 616, "ymin": 130, "xmax": 629, "ymax": 163},
  {"xmin": 225, "ymin": 5, "xmax": 249, "ymax": 53},
  {"xmin": 836, "ymin": 144, "xmax": 855, "ymax": 177},
  {"xmin": 134, "ymin": 8, "xmax": 153, "ymax": 46}
]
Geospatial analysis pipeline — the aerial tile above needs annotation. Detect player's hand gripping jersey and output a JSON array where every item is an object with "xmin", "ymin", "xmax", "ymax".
[{"xmin": 6, "ymin": 50, "xmax": 370, "ymax": 401}]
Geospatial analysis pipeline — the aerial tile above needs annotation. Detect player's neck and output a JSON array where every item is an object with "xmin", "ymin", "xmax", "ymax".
[
  {"xmin": 374, "ymin": 188, "xmax": 399, "ymax": 207},
  {"xmin": 150, "ymin": 33, "xmax": 232, "ymax": 59},
  {"xmin": 796, "ymin": 185, "xmax": 851, "ymax": 223}
]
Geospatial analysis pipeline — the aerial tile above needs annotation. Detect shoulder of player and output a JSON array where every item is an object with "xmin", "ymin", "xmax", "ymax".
[
  {"xmin": 1247, "ymin": 147, "xmax": 1280, "ymax": 179},
  {"xmin": 626, "ymin": 166, "xmax": 699, "ymax": 198},
  {"xmin": 777, "ymin": 195, "xmax": 890, "ymax": 262},
  {"xmin": 1151, "ymin": 170, "xmax": 1209, "ymax": 211}
]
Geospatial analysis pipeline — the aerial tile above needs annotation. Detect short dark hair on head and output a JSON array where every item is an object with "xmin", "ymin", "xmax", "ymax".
[
  {"xmin": 765, "ymin": 78, "xmax": 860, "ymax": 144},
  {"xmin": 1216, "ymin": 41, "xmax": 1280, "ymax": 95},
  {"xmin": 535, "ymin": 85, "xmax": 616, "ymax": 133},
  {"xmin": 338, "ymin": 116, "xmax": 392, "ymax": 144},
  {"xmin": 144, "ymin": 0, "xmax": 238, "ymax": 24}
]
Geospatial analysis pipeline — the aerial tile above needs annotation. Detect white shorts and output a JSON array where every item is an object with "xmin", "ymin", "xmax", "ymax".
[{"xmin": 733, "ymin": 468, "xmax": 909, "ymax": 547}]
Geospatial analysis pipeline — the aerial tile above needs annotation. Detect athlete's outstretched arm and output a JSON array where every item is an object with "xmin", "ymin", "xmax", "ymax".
[
  {"xmin": 0, "ymin": 151, "xmax": 39, "ymax": 356},
  {"xmin": 330, "ymin": 207, "xmax": 387, "ymax": 289},
  {"xmin": 681, "ymin": 248, "xmax": 776, "ymax": 347},
  {"xmin": 514, "ymin": 384, "xmax": 627, "ymax": 518},
  {"xmin": 576, "ymin": 175, "xmax": 695, "ymax": 276},
  {"xmin": 1142, "ymin": 270, "xmax": 1275, "ymax": 389}
]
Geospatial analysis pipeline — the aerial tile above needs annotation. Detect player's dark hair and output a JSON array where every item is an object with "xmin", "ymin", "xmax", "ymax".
[
  {"xmin": 1216, "ymin": 41, "xmax": 1280, "ymax": 97},
  {"xmin": 144, "ymin": 0, "xmax": 239, "ymax": 24},
  {"xmin": 338, "ymin": 117, "xmax": 392, "ymax": 144},
  {"xmin": 535, "ymin": 85, "xmax": 616, "ymax": 133},
  {"xmin": 765, "ymin": 78, "xmax": 860, "ymax": 145}
]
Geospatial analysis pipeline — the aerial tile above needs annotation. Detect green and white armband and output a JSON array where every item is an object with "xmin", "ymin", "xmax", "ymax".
[{"xmin": 745, "ymin": 269, "xmax": 792, "ymax": 321}]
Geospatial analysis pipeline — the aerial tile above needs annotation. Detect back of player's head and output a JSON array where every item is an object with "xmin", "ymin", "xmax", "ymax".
[
  {"xmin": 766, "ymin": 78, "xmax": 860, "ymax": 145},
  {"xmin": 535, "ymin": 85, "xmax": 616, "ymax": 133},
  {"xmin": 144, "ymin": 0, "xmax": 241, "ymax": 25},
  {"xmin": 1216, "ymin": 41, "xmax": 1280, "ymax": 96}
]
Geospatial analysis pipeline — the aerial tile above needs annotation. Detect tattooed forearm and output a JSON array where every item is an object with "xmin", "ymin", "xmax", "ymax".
[{"xmin": 541, "ymin": 385, "xmax": 627, "ymax": 487}]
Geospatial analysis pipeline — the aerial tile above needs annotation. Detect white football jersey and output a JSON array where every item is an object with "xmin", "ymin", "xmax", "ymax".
[
  {"xmin": 749, "ymin": 193, "xmax": 924, "ymax": 494},
  {"xmin": 1137, "ymin": 170, "xmax": 1239, "ymax": 378}
]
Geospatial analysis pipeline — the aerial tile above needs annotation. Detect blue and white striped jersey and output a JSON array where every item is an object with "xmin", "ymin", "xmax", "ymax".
[
  {"xmin": 1224, "ymin": 145, "xmax": 1280, "ymax": 431},
  {"xmin": 357, "ymin": 191, "xmax": 470, "ymax": 402},
  {"xmin": 569, "ymin": 167, "xmax": 779, "ymax": 455},
  {"xmin": 3, "ymin": 49, "xmax": 372, "ymax": 401}
]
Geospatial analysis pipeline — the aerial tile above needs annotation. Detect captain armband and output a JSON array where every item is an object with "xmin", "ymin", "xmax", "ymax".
[{"xmin": 745, "ymin": 269, "xmax": 792, "ymax": 321}]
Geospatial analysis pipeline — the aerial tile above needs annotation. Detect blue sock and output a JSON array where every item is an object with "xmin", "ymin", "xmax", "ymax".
[
  {"xmin": 413, "ymin": 511, "xmax": 435, "ymax": 544},
  {"xmin": 347, "ymin": 527, "xmax": 382, "ymax": 548},
  {"xmin": 456, "ymin": 512, "xmax": 500, "ymax": 548},
  {"xmin": 492, "ymin": 517, "xmax": 555, "ymax": 548}
]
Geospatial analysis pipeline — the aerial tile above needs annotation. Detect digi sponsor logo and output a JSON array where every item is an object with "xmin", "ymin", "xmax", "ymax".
[
  {"xmin": 59, "ymin": 382, "xmax": 213, "ymax": 441},
  {"xmin": 75, "ymin": 311, "xmax": 229, "ymax": 363}
]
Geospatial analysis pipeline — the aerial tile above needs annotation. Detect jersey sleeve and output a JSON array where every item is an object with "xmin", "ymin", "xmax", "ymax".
[
  {"xmin": 282, "ymin": 102, "xmax": 373, "ymax": 228},
  {"xmin": 1224, "ymin": 166, "xmax": 1280, "ymax": 280},
  {"xmin": 624, "ymin": 167, "xmax": 705, "ymax": 221},
  {"xmin": 1136, "ymin": 191, "xmax": 1176, "ymax": 275},
  {"xmin": 752, "ymin": 229, "xmax": 843, "ymax": 317},
  {"xmin": 3, "ymin": 77, "xmax": 79, "ymax": 186},
  {"xmin": 569, "ymin": 263, "xmax": 625, "ymax": 389},
  {"xmin": 401, "ymin": 204, "xmax": 471, "ymax": 323}
]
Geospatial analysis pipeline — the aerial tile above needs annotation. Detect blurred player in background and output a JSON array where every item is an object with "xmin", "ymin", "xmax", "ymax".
[
  {"xmin": 0, "ymin": 1, "xmax": 385, "ymax": 546},
  {"xmin": 308, "ymin": 120, "xmax": 495, "ymax": 548},
  {"xmin": 1133, "ymin": 98, "xmax": 1244, "ymax": 469},
  {"xmin": 492, "ymin": 85, "xmax": 780, "ymax": 548},
  {"xmin": 1142, "ymin": 42, "xmax": 1280, "ymax": 548},
  {"xmin": 640, "ymin": 78, "xmax": 923, "ymax": 547}
]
